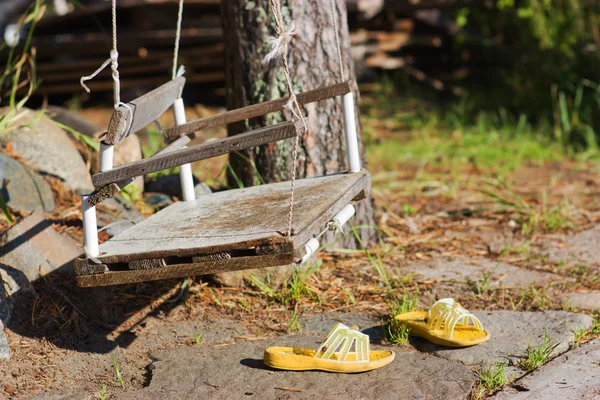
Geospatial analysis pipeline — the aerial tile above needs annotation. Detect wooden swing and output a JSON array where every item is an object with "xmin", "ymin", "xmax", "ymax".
[{"xmin": 74, "ymin": 0, "xmax": 370, "ymax": 287}]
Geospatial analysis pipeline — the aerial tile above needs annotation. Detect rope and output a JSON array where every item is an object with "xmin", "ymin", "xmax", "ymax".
[
  {"xmin": 329, "ymin": 0, "xmax": 346, "ymax": 82},
  {"xmin": 264, "ymin": 0, "xmax": 308, "ymax": 237},
  {"xmin": 172, "ymin": 0, "xmax": 184, "ymax": 81},
  {"xmin": 80, "ymin": 0, "xmax": 122, "ymax": 109}
]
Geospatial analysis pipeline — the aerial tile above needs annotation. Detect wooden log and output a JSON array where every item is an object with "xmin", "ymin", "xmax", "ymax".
[
  {"xmin": 93, "ymin": 120, "xmax": 304, "ymax": 187},
  {"xmin": 166, "ymin": 80, "xmax": 358, "ymax": 140},
  {"xmin": 106, "ymin": 77, "xmax": 186, "ymax": 145}
]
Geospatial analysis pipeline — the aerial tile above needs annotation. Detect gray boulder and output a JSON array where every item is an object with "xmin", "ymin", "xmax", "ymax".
[
  {"xmin": 0, "ymin": 208, "xmax": 82, "ymax": 281},
  {"xmin": 0, "ymin": 107, "xmax": 93, "ymax": 191},
  {"xmin": 0, "ymin": 153, "xmax": 54, "ymax": 212}
]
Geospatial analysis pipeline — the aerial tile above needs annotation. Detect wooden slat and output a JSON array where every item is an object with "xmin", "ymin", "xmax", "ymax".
[
  {"xmin": 166, "ymin": 80, "xmax": 358, "ymax": 140},
  {"xmin": 92, "ymin": 171, "xmax": 369, "ymax": 264},
  {"xmin": 88, "ymin": 178, "xmax": 135, "ymax": 206},
  {"xmin": 106, "ymin": 77, "xmax": 186, "ymax": 145},
  {"xmin": 76, "ymin": 252, "xmax": 295, "ymax": 287},
  {"xmin": 93, "ymin": 120, "xmax": 303, "ymax": 187}
]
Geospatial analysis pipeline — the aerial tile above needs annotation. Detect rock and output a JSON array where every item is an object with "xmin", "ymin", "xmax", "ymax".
[
  {"xmin": 47, "ymin": 106, "xmax": 144, "ymax": 192},
  {"xmin": 561, "ymin": 292, "xmax": 600, "ymax": 311},
  {"xmin": 536, "ymin": 225, "xmax": 600, "ymax": 267},
  {"xmin": 0, "ymin": 208, "xmax": 82, "ymax": 281},
  {"xmin": 114, "ymin": 335, "xmax": 475, "ymax": 400},
  {"xmin": 145, "ymin": 174, "xmax": 199, "ymax": 198},
  {"xmin": 208, "ymin": 264, "xmax": 298, "ymax": 288},
  {"xmin": 0, "ymin": 322, "xmax": 8, "ymax": 361},
  {"xmin": 398, "ymin": 256, "xmax": 571, "ymax": 289},
  {"xmin": 194, "ymin": 182, "xmax": 212, "ymax": 197},
  {"xmin": 0, "ymin": 107, "xmax": 93, "ymax": 191},
  {"xmin": 0, "ymin": 263, "xmax": 35, "ymax": 325},
  {"xmin": 29, "ymin": 394, "xmax": 95, "ymax": 400},
  {"xmin": 0, "ymin": 153, "xmax": 54, "ymax": 212},
  {"xmin": 0, "ymin": 263, "xmax": 34, "ymax": 362},
  {"xmin": 144, "ymin": 193, "xmax": 173, "ymax": 211},
  {"xmin": 96, "ymin": 196, "xmax": 144, "ymax": 238},
  {"xmin": 493, "ymin": 339, "xmax": 600, "ymax": 400},
  {"xmin": 413, "ymin": 310, "xmax": 593, "ymax": 380}
]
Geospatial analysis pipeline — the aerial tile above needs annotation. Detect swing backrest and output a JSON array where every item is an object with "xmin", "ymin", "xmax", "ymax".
[{"xmin": 91, "ymin": 79, "xmax": 358, "ymax": 189}]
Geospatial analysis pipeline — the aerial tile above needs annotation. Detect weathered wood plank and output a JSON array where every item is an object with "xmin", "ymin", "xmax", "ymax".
[
  {"xmin": 166, "ymin": 80, "xmax": 358, "ymax": 140},
  {"xmin": 93, "ymin": 120, "xmax": 303, "ymax": 187},
  {"xmin": 93, "ymin": 171, "xmax": 369, "ymax": 264},
  {"xmin": 129, "ymin": 258, "xmax": 167, "ymax": 270},
  {"xmin": 88, "ymin": 178, "xmax": 135, "ymax": 206},
  {"xmin": 76, "ymin": 252, "xmax": 296, "ymax": 287},
  {"xmin": 105, "ymin": 77, "xmax": 186, "ymax": 145}
]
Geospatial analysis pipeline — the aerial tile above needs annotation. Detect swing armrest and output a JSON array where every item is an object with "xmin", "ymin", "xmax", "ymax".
[
  {"xmin": 165, "ymin": 80, "xmax": 358, "ymax": 141},
  {"xmin": 106, "ymin": 77, "xmax": 186, "ymax": 145},
  {"xmin": 92, "ymin": 120, "xmax": 304, "ymax": 187}
]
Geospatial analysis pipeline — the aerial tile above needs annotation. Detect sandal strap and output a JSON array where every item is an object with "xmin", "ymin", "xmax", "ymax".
[
  {"xmin": 314, "ymin": 323, "xmax": 370, "ymax": 363},
  {"xmin": 426, "ymin": 298, "xmax": 484, "ymax": 339}
]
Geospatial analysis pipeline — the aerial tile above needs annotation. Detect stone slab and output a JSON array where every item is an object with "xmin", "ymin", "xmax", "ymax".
[
  {"xmin": 115, "ymin": 335, "xmax": 476, "ymax": 400},
  {"xmin": 0, "ymin": 321, "xmax": 9, "ymax": 361},
  {"xmin": 493, "ymin": 339, "xmax": 600, "ymax": 400},
  {"xmin": 413, "ymin": 310, "xmax": 593, "ymax": 380},
  {"xmin": 562, "ymin": 292, "xmax": 600, "ymax": 311},
  {"xmin": 0, "ymin": 209, "xmax": 82, "ymax": 281},
  {"xmin": 0, "ymin": 108, "xmax": 93, "ymax": 191},
  {"xmin": 0, "ymin": 153, "xmax": 55, "ymax": 212},
  {"xmin": 398, "ymin": 257, "xmax": 571, "ymax": 289},
  {"xmin": 537, "ymin": 225, "xmax": 600, "ymax": 267}
]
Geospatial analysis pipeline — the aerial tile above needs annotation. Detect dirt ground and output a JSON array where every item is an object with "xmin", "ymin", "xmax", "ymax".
[{"xmin": 1, "ymin": 100, "xmax": 599, "ymax": 399}]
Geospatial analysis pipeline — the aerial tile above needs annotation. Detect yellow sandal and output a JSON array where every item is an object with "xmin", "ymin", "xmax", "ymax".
[
  {"xmin": 395, "ymin": 298, "xmax": 490, "ymax": 347},
  {"xmin": 264, "ymin": 323, "xmax": 395, "ymax": 373}
]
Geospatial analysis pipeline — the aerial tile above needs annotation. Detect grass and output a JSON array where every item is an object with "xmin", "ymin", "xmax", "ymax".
[
  {"xmin": 112, "ymin": 356, "xmax": 125, "ymax": 390},
  {"xmin": 193, "ymin": 332, "xmax": 203, "ymax": 345},
  {"xmin": 249, "ymin": 264, "xmax": 320, "ymax": 306},
  {"xmin": 386, "ymin": 296, "xmax": 417, "ymax": 346},
  {"xmin": 573, "ymin": 315, "xmax": 600, "ymax": 346},
  {"xmin": 520, "ymin": 330, "xmax": 559, "ymax": 371},
  {"xmin": 98, "ymin": 384, "xmax": 107, "ymax": 400},
  {"xmin": 472, "ymin": 362, "xmax": 509, "ymax": 399}
]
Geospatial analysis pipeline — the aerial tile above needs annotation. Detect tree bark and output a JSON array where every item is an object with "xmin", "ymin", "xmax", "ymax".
[{"xmin": 221, "ymin": 0, "xmax": 375, "ymax": 248}]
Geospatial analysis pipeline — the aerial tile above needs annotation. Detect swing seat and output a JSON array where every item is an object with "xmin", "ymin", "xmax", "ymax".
[
  {"xmin": 77, "ymin": 77, "xmax": 366, "ymax": 287},
  {"xmin": 76, "ymin": 170, "xmax": 370, "ymax": 287}
]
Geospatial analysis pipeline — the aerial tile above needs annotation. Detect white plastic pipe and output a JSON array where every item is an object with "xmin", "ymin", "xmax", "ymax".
[
  {"xmin": 173, "ymin": 98, "xmax": 195, "ymax": 201},
  {"xmin": 332, "ymin": 204, "xmax": 356, "ymax": 229},
  {"xmin": 99, "ymin": 142, "xmax": 114, "ymax": 172},
  {"xmin": 295, "ymin": 238, "xmax": 320, "ymax": 266},
  {"xmin": 81, "ymin": 194, "xmax": 99, "ymax": 257},
  {"xmin": 342, "ymin": 92, "xmax": 361, "ymax": 173}
]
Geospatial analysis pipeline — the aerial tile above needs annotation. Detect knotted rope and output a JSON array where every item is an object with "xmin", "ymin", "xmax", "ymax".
[
  {"xmin": 264, "ymin": 0, "xmax": 308, "ymax": 237},
  {"xmin": 80, "ymin": 0, "xmax": 123, "ymax": 108}
]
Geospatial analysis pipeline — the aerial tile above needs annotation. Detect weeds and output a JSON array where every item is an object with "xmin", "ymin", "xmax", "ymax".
[
  {"xmin": 386, "ymin": 296, "xmax": 417, "ymax": 346},
  {"xmin": 112, "ymin": 357, "xmax": 125, "ymax": 390},
  {"xmin": 249, "ymin": 264, "xmax": 319, "ymax": 306},
  {"xmin": 98, "ymin": 384, "xmax": 107, "ymax": 400},
  {"xmin": 472, "ymin": 362, "xmax": 508, "ymax": 399},
  {"xmin": 287, "ymin": 311, "xmax": 301, "ymax": 333},
  {"xmin": 573, "ymin": 316, "xmax": 600, "ymax": 346},
  {"xmin": 193, "ymin": 332, "xmax": 203, "ymax": 345},
  {"xmin": 520, "ymin": 330, "xmax": 559, "ymax": 371}
]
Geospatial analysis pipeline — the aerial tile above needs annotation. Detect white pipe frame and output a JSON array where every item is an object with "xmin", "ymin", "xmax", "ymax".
[
  {"xmin": 342, "ymin": 92, "xmax": 361, "ymax": 173},
  {"xmin": 81, "ymin": 194, "xmax": 99, "ymax": 257},
  {"xmin": 173, "ymin": 97, "xmax": 196, "ymax": 202}
]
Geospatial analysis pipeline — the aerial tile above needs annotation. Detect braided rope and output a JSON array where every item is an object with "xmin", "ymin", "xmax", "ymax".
[
  {"xmin": 265, "ymin": 0, "xmax": 307, "ymax": 237},
  {"xmin": 172, "ymin": 0, "xmax": 184, "ymax": 81}
]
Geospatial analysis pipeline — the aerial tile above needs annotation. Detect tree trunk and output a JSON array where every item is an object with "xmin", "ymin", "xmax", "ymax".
[{"xmin": 221, "ymin": 0, "xmax": 375, "ymax": 250}]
